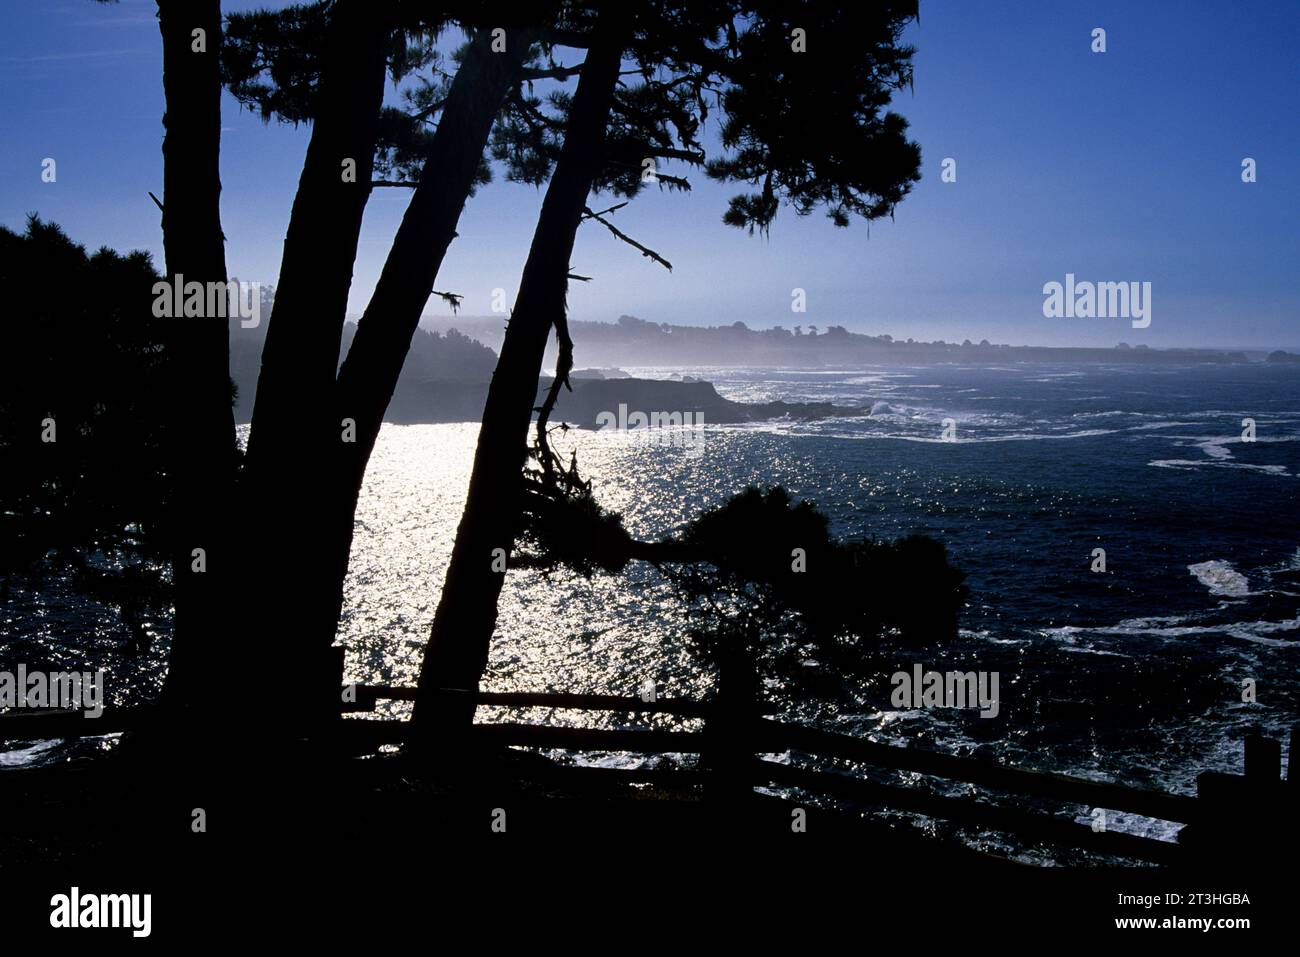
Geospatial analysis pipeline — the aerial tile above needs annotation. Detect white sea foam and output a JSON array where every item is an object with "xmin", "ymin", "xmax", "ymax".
[
  {"xmin": 1042, "ymin": 614, "xmax": 1299, "ymax": 648},
  {"xmin": 1072, "ymin": 410, "xmax": 1155, "ymax": 419},
  {"xmin": 1195, "ymin": 437, "xmax": 1235, "ymax": 460},
  {"xmin": 842, "ymin": 375, "xmax": 892, "ymax": 386},
  {"xmin": 1188, "ymin": 560, "xmax": 1250, "ymax": 597},
  {"xmin": 769, "ymin": 426, "xmax": 1122, "ymax": 444},
  {"xmin": 1115, "ymin": 615, "xmax": 1193, "ymax": 629},
  {"xmin": 1148, "ymin": 458, "xmax": 1291, "ymax": 475},
  {"xmin": 0, "ymin": 739, "xmax": 59, "ymax": 766}
]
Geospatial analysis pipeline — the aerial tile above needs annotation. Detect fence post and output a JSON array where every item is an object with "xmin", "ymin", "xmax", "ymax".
[
  {"xmin": 1185, "ymin": 729, "xmax": 1291, "ymax": 860},
  {"xmin": 318, "ymin": 645, "xmax": 345, "ymax": 733},
  {"xmin": 707, "ymin": 642, "xmax": 757, "ymax": 806},
  {"xmin": 1244, "ymin": 732, "xmax": 1280, "ymax": 782}
]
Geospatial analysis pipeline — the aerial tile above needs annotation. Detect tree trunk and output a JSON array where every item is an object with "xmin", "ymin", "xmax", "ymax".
[
  {"xmin": 326, "ymin": 30, "xmax": 533, "ymax": 650},
  {"xmin": 414, "ymin": 8, "xmax": 631, "ymax": 736},
  {"xmin": 240, "ymin": 0, "xmax": 392, "ymax": 726},
  {"xmin": 155, "ymin": 0, "xmax": 235, "ymax": 715}
]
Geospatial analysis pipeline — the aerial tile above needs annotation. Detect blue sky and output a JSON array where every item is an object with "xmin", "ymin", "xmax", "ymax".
[{"xmin": 1, "ymin": 0, "xmax": 1297, "ymax": 349}]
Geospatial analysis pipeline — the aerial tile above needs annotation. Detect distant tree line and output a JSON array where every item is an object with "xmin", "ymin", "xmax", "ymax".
[{"xmin": 422, "ymin": 313, "xmax": 1253, "ymax": 369}]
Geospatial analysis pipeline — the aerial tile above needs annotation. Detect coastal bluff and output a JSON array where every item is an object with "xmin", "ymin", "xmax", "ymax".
[{"xmin": 374, "ymin": 374, "xmax": 856, "ymax": 426}]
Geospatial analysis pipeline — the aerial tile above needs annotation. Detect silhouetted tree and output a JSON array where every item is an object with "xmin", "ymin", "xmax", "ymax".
[
  {"xmin": 414, "ymin": 0, "xmax": 923, "ymax": 731},
  {"xmin": 514, "ymin": 484, "xmax": 967, "ymax": 687},
  {"xmin": 154, "ymin": 0, "xmax": 238, "ymax": 712},
  {"xmin": 416, "ymin": 4, "xmax": 640, "ymax": 731},
  {"xmin": 218, "ymin": 1, "xmax": 712, "ymax": 714},
  {"xmin": 0, "ymin": 219, "xmax": 172, "ymax": 645},
  {"xmin": 706, "ymin": 0, "xmax": 921, "ymax": 232},
  {"xmin": 231, "ymin": 0, "xmax": 398, "ymax": 724},
  {"xmin": 136, "ymin": 0, "xmax": 924, "ymax": 737},
  {"xmin": 330, "ymin": 15, "xmax": 557, "ymax": 655},
  {"xmin": 663, "ymin": 488, "xmax": 966, "ymax": 679},
  {"xmin": 220, "ymin": 4, "xmax": 583, "ymax": 709},
  {"xmin": 413, "ymin": 0, "xmax": 731, "ymax": 728}
]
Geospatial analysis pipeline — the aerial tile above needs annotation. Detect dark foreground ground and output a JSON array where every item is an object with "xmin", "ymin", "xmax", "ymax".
[{"xmin": 0, "ymin": 735, "xmax": 1281, "ymax": 942}]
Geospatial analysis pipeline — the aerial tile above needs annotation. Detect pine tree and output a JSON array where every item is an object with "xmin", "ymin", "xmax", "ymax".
[{"xmin": 414, "ymin": 0, "xmax": 924, "ymax": 732}]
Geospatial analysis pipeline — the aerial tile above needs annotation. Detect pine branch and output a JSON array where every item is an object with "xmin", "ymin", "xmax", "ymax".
[
  {"xmin": 431, "ymin": 289, "xmax": 462, "ymax": 313},
  {"xmin": 582, "ymin": 205, "xmax": 672, "ymax": 271},
  {"xmin": 521, "ymin": 62, "xmax": 585, "ymax": 82}
]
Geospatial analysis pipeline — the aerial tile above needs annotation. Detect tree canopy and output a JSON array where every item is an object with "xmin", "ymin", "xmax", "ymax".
[{"xmin": 0, "ymin": 218, "xmax": 174, "ymax": 633}]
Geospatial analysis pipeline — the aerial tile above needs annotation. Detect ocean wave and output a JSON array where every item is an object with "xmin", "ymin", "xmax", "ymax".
[
  {"xmin": 1195, "ymin": 437, "xmax": 1235, "ymax": 460},
  {"xmin": 1073, "ymin": 410, "xmax": 1159, "ymax": 419},
  {"xmin": 1148, "ymin": 458, "xmax": 1291, "ymax": 475},
  {"xmin": 841, "ymin": 375, "xmax": 893, "ymax": 386},
  {"xmin": 1042, "ymin": 615, "xmax": 1299, "ymax": 647},
  {"xmin": 0, "ymin": 739, "xmax": 60, "ymax": 767},
  {"xmin": 862, "ymin": 402, "xmax": 1020, "ymax": 427},
  {"xmin": 727, "ymin": 419, "xmax": 1124, "ymax": 443},
  {"xmin": 1115, "ymin": 615, "xmax": 1195, "ymax": 628},
  {"xmin": 1188, "ymin": 560, "xmax": 1251, "ymax": 597},
  {"xmin": 895, "ymin": 428, "xmax": 1117, "ymax": 443},
  {"xmin": 1138, "ymin": 432, "xmax": 1300, "ymax": 465}
]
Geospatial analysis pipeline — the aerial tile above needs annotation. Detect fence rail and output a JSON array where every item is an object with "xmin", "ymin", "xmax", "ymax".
[{"xmin": 2, "ymin": 683, "xmax": 1294, "ymax": 865}]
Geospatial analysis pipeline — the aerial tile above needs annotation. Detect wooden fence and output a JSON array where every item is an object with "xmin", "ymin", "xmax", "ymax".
[{"xmin": 5, "ymin": 682, "xmax": 1292, "ymax": 865}]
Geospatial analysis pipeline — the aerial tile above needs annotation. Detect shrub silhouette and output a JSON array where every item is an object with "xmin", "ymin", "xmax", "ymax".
[
  {"xmin": 517, "ymin": 482, "xmax": 968, "ymax": 696},
  {"xmin": 668, "ymin": 487, "xmax": 968, "ymax": 689}
]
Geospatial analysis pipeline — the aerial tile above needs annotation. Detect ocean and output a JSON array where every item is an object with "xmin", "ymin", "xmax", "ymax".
[
  {"xmin": 6, "ymin": 362, "xmax": 1299, "ymax": 858},
  {"xmin": 344, "ymin": 362, "xmax": 1300, "ymax": 856}
]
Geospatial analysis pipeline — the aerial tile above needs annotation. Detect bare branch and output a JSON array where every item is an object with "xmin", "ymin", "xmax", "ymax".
[
  {"xmin": 409, "ymin": 97, "xmax": 448, "ymax": 123},
  {"xmin": 603, "ymin": 158, "xmax": 693, "ymax": 191},
  {"xmin": 520, "ymin": 62, "xmax": 585, "ymax": 82},
  {"xmin": 651, "ymin": 172, "xmax": 692, "ymax": 190},
  {"xmin": 431, "ymin": 289, "xmax": 462, "ymax": 313},
  {"xmin": 640, "ymin": 146, "xmax": 706, "ymax": 164},
  {"xmin": 534, "ymin": 319, "xmax": 577, "ymax": 488},
  {"xmin": 582, "ymin": 205, "xmax": 672, "ymax": 271}
]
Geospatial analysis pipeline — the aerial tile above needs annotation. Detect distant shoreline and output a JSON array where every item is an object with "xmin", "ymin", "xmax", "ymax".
[
  {"xmin": 416, "ymin": 314, "xmax": 1291, "ymax": 369},
  {"xmin": 228, "ymin": 314, "xmax": 1300, "ymax": 424}
]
